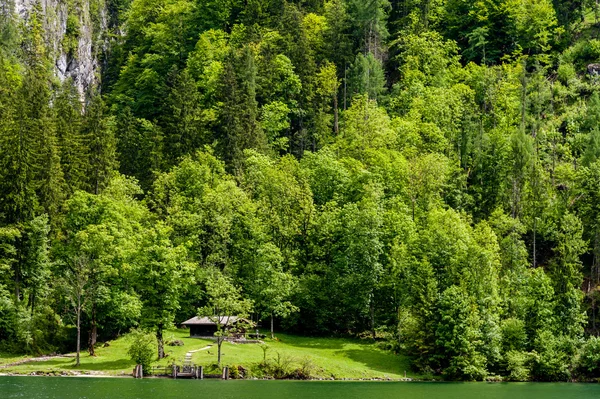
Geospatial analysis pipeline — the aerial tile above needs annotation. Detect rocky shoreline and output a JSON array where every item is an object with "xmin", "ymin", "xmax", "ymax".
[{"xmin": 0, "ymin": 370, "xmax": 414, "ymax": 381}]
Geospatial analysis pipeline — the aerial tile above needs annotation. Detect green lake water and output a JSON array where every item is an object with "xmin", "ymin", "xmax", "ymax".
[{"xmin": 1, "ymin": 377, "xmax": 599, "ymax": 399}]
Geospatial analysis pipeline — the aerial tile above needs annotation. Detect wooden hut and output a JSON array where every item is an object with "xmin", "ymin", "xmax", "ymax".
[{"xmin": 181, "ymin": 316, "xmax": 254, "ymax": 338}]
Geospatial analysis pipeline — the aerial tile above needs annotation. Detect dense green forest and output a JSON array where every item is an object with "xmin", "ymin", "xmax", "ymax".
[{"xmin": 2, "ymin": 0, "xmax": 600, "ymax": 381}]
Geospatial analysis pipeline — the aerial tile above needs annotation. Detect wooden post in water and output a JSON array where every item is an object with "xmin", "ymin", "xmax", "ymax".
[
  {"xmin": 172, "ymin": 364, "xmax": 178, "ymax": 379},
  {"xmin": 133, "ymin": 364, "xmax": 143, "ymax": 379},
  {"xmin": 222, "ymin": 366, "xmax": 229, "ymax": 380},
  {"xmin": 199, "ymin": 366, "xmax": 204, "ymax": 380}
]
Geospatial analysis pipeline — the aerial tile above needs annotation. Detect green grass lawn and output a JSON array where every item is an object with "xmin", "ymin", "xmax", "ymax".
[
  {"xmin": 194, "ymin": 333, "xmax": 415, "ymax": 379},
  {"xmin": 0, "ymin": 330, "xmax": 212, "ymax": 376},
  {"xmin": 0, "ymin": 329, "xmax": 417, "ymax": 379},
  {"xmin": 0, "ymin": 352, "xmax": 29, "ymax": 367}
]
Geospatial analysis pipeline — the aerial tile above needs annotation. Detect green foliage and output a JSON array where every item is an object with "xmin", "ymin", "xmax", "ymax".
[
  {"xmin": 135, "ymin": 222, "xmax": 190, "ymax": 358},
  {"xmin": 435, "ymin": 286, "xmax": 487, "ymax": 380},
  {"xmin": 501, "ymin": 318, "xmax": 527, "ymax": 352},
  {"xmin": 198, "ymin": 269, "xmax": 253, "ymax": 366},
  {"xmin": 336, "ymin": 95, "xmax": 396, "ymax": 159},
  {"xmin": 268, "ymin": 351, "xmax": 294, "ymax": 379},
  {"xmin": 127, "ymin": 329, "xmax": 156, "ymax": 375},
  {"xmin": 574, "ymin": 336, "xmax": 600, "ymax": 379},
  {"xmin": 347, "ymin": 53, "xmax": 387, "ymax": 101},
  {"xmin": 530, "ymin": 330, "xmax": 575, "ymax": 381},
  {"xmin": 504, "ymin": 350, "xmax": 532, "ymax": 381},
  {"xmin": 85, "ymin": 92, "xmax": 118, "ymax": 194},
  {"xmin": 3, "ymin": 0, "xmax": 600, "ymax": 382}
]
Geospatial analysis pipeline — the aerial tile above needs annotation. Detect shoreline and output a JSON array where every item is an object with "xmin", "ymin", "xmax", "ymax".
[
  {"xmin": 1, "ymin": 373, "xmax": 598, "ymax": 383},
  {"xmin": 0, "ymin": 371, "xmax": 414, "ymax": 381}
]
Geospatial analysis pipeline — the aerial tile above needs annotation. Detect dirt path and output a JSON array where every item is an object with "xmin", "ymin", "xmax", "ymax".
[
  {"xmin": 0, "ymin": 354, "xmax": 74, "ymax": 369},
  {"xmin": 184, "ymin": 345, "xmax": 212, "ymax": 365},
  {"xmin": 187, "ymin": 345, "xmax": 212, "ymax": 354}
]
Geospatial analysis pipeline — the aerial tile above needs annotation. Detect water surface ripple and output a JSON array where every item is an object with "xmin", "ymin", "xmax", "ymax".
[{"xmin": 2, "ymin": 376, "xmax": 599, "ymax": 399}]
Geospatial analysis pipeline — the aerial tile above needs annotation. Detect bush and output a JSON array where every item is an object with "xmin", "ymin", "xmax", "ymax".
[
  {"xmin": 574, "ymin": 336, "xmax": 600, "ymax": 379},
  {"xmin": 444, "ymin": 353, "xmax": 488, "ymax": 381},
  {"xmin": 166, "ymin": 339, "xmax": 184, "ymax": 346},
  {"xmin": 505, "ymin": 350, "xmax": 531, "ymax": 381},
  {"xmin": 205, "ymin": 362, "xmax": 221, "ymax": 374},
  {"xmin": 501, "ymin": 318, "xmax": 527, "ymax": 352},
  {"xmin": 560, "ymin": 39, "xmax": 600, "ymax": 72},
  {"xmin": 127, "ymin": 330, "xmax": 156, "ymax": 375},
  {"xmin": 530, "ymin": 330, "xmax": 574, "ymax": 381},
  {"xmin": 557, "ymin": 63, "xmax": 576, "ymax": 84},
  {"xmin": 229, "ymin": 364, "xmax": 247, "ymax": 379},
  {"xmin": 269, "ymin": 351, "xmax": 294, "ymax": 379},
  {"xmin": 293, "ymin": 356, "xmax": 315, "ymax": 380},
  {"xmin": 259, "ymin": 343, "xmax": 270, "ymax": 365}
]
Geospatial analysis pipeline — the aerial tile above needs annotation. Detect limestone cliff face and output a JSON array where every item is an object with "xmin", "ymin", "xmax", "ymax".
[{"xmin": 14, "ymin": 0, "xmax": 107, "ymax": 97}]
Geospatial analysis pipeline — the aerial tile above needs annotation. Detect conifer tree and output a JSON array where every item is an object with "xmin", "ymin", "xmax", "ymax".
[
  {"xmin": 84, "ymin": 93, "xmax": 118, "ymax": 194},
  {"xmin": 55, "ymin": 79, "xmax": 88, "ymax": 195},
  {"xmin": 347, "ymin": 52, "xmax": 387, "ymax": 101},
  {"xmin": 323, "ymin": 0, "xmax": 353, "ymax": 74},
  {"xmin": 347, "ymin": 0, "xmax": 390, "ymax": 59},
  {"xmin": 217, "ymin": 44, "xmax": 267, "ymax": 171},
  {"xmin": 21, "ymin": 6, "xmax": 65, "ymax": 223},
  {"xmin": 161, "ymin": 68, "xmax": 205, "ymax": 168}
]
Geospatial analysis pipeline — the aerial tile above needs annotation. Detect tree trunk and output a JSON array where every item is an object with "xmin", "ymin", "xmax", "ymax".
[
  {"xmin": 76, "ymin": 294, "xmax": 81, "ymax": 367},
  {"xmin": 217, "ymin": 336, "xmax": 223, "ymax": 367},
  {"xmin": 512, "ymin": 180, "xmax": 516, "ymax": 219},
  {"xmin": 343, "ymin": 65, "xmax": 347, "ymax": 111},
  {"xmin": 30, "ymin": 291, "xmax": 35, "ymax": 315},
  {"xmin": 270, "ymin": 312, "xmax": 274, "ymax": 339},
  {"xmin": 533, "ymin": 218, "xmax": 537, "ymax": 268},
  {"xmin": 157, "ymin": 325, "xmax": 164, "ymax": 359},
  {"xmin": 593, "ymin": 228, "xmax": 600, "ymax": 332},
  {"xmin": 333, "ymin": 93, "xmax": 339, "ymax": 135},
  {"xmin": 370, "ymin": 294, "xmax": 376, "ymax": 340},
  {"xmin": 14, "ymin": 263, "xmax": 20, "ymax": 302},
  {"xmin": 88, "ymin": 303, "xmax": 97, "ymax": 356},
  {"xmin": 423, "ymin": 0, "xmax": 430, "ymax": 30}
]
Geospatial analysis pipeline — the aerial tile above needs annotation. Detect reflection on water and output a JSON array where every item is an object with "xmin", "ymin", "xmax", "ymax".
[{"xmin": 1, "ymin": 376, "xmax": 600, "ymax": 399}]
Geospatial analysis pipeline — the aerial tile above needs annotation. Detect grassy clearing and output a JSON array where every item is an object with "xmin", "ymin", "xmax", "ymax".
[
  {"xmin": 0, "ymin": 352, "xmax": 29, "ymax": 367},
  {"xmin": 0, "ymin": 329, "xmax": 417, "ymax": 379},
  {"xmin": 0, "ymin": 330, "xmax": 211, "ymax": 376},
  {"xmin": 194, "ymin": 333, "xmax": 416, "ymax": 379}
]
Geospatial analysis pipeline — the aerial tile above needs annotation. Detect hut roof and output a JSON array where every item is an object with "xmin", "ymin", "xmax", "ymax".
[{"xmin": 181, "ymin": 316, "xmax": 239, "ymax": 326}]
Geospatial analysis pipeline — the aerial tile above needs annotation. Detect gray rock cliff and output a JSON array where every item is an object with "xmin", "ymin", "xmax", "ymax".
[{"xmin": 13, "ymin": 0, "xmax": 107, "ymax": 98}]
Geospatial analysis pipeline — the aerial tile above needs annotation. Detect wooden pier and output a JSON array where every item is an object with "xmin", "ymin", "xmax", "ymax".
[{"xmin": 135, "ymin": 347, "xmax": 233, "ymax": 380}]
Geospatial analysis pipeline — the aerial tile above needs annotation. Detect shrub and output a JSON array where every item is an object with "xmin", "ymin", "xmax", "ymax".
[
  {"xmin": 229, "ymin": 364, "xmax": 241, "ymax": 379},
  {"xmin": 294, "ymin": 356, "xmax": 315, "ymax": 380},
  {"xmin": 574, "ymin": 336, "xmax": 600, "ymax": 379},
  {"xmin": 127, "ymin": 330, "xmax": 156, "ymax": 375},
  {"xmin": 250, "ymin": 361, "xmax": 269, "ymax": 378},
  {"xmin": 557, "ymin": 63, "xmax": 576, "ymax": 84},
  {"xmin": 269, "ymin": 351, "xmax": 294, "ymax": 379},
  {"xmin": 229, "ymin": 364, "xmax": 247, "ymax": 379},
  {"xmin": 259, "ymin": 343, "xmax": 270, "ymax": 365},
  {"xmin": 560, "ymin": 39, "xmax": 600, "ymax": 72},
  {"xmin": 530, "ymin": 330, "xmax": 574, "ymax": 381},
  {"xmin": 501, "ymin": 318, "xmax": 527, "ymax": 352},
  {"xmin": 505, "ymin": 350, "xmax": 531, "ymax": 381},
  {"xmin": 444, "ymin": 352, "xmax": 488, "ymax": 381}
]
